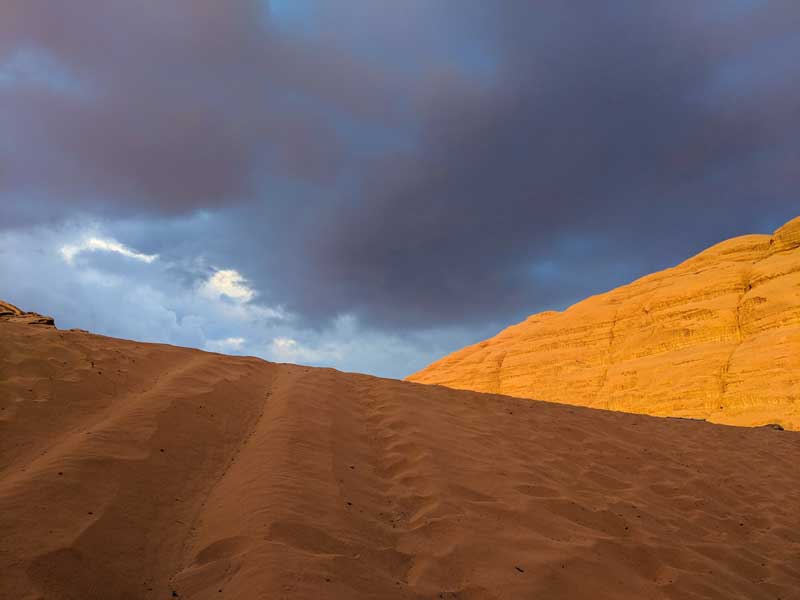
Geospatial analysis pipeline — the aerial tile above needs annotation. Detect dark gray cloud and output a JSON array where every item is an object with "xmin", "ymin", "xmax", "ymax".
[
  {"xmin": 300, "ymin": 1, "xmax": 800, "ymax": 326},
  {"xmin": 1, "ymin": 1, "xmax": 798, "ymax": 375},
  {"xmin": 0, "ymin": 0, "xmax": 407, "ymax": 217}
]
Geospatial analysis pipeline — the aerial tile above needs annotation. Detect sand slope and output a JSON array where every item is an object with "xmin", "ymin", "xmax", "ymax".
[
  {"xmin": 1, "ymin": 322, "xmax": 799, "ymax": 599},
  {"xmin": 409, "ymin": 216, "xmax": 800, "ymax": 430}
]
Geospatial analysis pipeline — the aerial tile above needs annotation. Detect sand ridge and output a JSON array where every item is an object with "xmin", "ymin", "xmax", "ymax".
[
  {"xmin": 1, "ymin": 321, "xmax": 799, "ymax": 599},
  {"xmin": 409, "ymin": 216, "xmax": 800, "ymax": 430}
]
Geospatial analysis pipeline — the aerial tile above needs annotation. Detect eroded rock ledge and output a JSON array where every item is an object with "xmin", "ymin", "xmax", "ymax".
[{"xmin": 0, "ymin": 300, "xmax": 55, "ymax": 327}]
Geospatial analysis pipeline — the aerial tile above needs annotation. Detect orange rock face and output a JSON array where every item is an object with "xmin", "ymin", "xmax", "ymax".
[{"xmin": 409, "ymin": 217, "xmax": 800, "ymax": 430}]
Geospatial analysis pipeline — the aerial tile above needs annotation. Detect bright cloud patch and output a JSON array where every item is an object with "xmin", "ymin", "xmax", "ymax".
[
  {"xmin": 201, "ymin": 269, "xmax": 256, "ymax": 303},
  {"xmin": 272, "ymin": 336, "xmax": 301, "ymax": 354},
  {"xmin": 206, "ymin": 337, "xmax": 247, "ymax": 353},
  {"xmin": 60, "ymin": 237, "xmax": 159, "ymax": 264},
  {"xmin": 270, "ymin": 336, "xmax": 343, "ymax": 363}
]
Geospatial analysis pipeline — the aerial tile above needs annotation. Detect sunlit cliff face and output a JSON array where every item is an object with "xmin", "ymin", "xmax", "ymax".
[{"xmin": 410, "ymin": 217, "xmax": 800, "ymax": 430}]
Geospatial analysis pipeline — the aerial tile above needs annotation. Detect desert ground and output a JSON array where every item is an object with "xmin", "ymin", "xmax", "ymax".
[{"xmin": 1, "ymin": 319, "xmax": 799, "ymax": 599}]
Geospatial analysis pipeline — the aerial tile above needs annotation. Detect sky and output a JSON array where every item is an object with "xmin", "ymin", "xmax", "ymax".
[{"xmin": 0, "ymin": 1, "xmax": 798, "ymax": 378}]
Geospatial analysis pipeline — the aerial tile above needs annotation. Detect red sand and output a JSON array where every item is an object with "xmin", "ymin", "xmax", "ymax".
[{"xmin": 2, "ymin": 322, "xmax": 799, "ymax": 599}]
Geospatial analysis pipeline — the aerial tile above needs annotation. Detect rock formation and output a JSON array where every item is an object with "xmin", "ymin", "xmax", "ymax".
[
  {"xmin": 409, "ymin": 216, "xmax": 800, "ymax": 430},
  {"xmin": 0, "ymin": 300, "xmax": 55, "ymax": 327}
]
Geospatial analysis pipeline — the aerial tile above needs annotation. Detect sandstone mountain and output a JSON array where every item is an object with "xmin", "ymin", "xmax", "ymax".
[
  {"xmin": 409, "ymin": 216, "xmax": 800, "ymax": 430},
  {"xmin": 2, "ymin": 311, "xmax": 799, "ymax": 599}
]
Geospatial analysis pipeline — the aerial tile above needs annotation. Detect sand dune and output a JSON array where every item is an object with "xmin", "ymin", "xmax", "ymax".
[
  {"xmin": 2, "ymin": 320, "xmax": 799, "ymax": 599},
  {"xmin": 409, "ymin": 216, "xmax": 800, "ymax": 430}
]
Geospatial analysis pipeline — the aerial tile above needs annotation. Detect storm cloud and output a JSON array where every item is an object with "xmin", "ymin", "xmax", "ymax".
[{"xmin": 1, "ymin": 1, "xmax": 798, "ymax": 376}]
